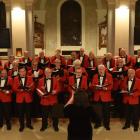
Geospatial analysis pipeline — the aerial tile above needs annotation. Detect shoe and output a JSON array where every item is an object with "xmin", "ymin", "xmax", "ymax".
[
  {"xmin": 134, "ymin": 128, "xmax": 138, "ymax": 132},
  {"xmin": 105, "ymin": 126, "xmax": 110, "ymax": 131},
  {"xmin": 122, "ymin": 125, "xmax": 130, "ymax": 130},
  {"xmin": 54, "ymin": 127, "xmax": 59, "ymax": 132},
  {"xmin": 40, "ymin": 127, "xmax": 47, "ymax": 131},
  {"xmin": 94, "ymin": 124, "xmax": 101, "ymax": 129},
  {"xmin": 27, "ymin": 125, "xmax": 34, "ymax": 129},
  {"xmin": 19, "ymin": 127, "xmax": 24, "ymax": 132}
]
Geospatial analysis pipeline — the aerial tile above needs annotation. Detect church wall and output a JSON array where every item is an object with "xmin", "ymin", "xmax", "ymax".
[{"xmin": 33, "ymin": 0, "xmax": 106, "ymax": 56}]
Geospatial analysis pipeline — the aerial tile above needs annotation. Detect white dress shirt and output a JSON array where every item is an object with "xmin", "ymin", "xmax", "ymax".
[
  {"xmin": 0, "ymin": 79, "xmax": 5, "ymax": 87},
  {"xmin": 106, "ymin": 61, "xmax": 110, "ymax": 69},
  {"xmin": 76, "ymin": 78, "xmax": 80, "ymax": 88},
  {"xmin": 90, "ymin": 60, "xmax": 94, "ymax": 67},
  {"xmin": 13, "ymin": 71, "xmax": 18, "ymax": 76},
  {"xmin": 34, "ymin": 71, "xmax": 39, "ymax": 78},
  {"xmin": 41, "ymin": 59, "xmax": 44, "ymax": 64},
  {"xmin": 46, "ymin": 79, "xmax": 51, "ymax": 92},
  {"xmin": 100, "ymin": 76, "xmax": 104, "ymax": 86},
  {"xmin": 24, "ymin": 59, "xmax": 28, "ymax": 63},
  {"xmin": 137, "ymin": 58, "xmax": 140, "ymax": 62},
  {"xmin": 118, "ymin": 68, "xmax": 122, "ymax": 72},
  {"xmin": 9, "ymin": 64, "xmax": 13, "ymax": 69},
  {"xmin": 21, "ymin": 78, "xmax": 25, "ymax": 86},
  {"xmin": 80, "ymin": 56, "xmax": 83, "ymax": 62},
  {"xmin": 128, "ymin": 79, "xmax": 133, "ymax": 91}
]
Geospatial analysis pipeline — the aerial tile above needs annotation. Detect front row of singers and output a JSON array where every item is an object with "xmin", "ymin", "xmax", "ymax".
[{"xmin": 0, "ymin": 65, "xmax": 140, "ymax": 132}]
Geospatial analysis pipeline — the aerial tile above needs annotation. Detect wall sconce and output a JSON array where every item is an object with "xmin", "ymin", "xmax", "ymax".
[{"xmin": 16, "ymin": 48, "xmax": 22, "ymax": 57}]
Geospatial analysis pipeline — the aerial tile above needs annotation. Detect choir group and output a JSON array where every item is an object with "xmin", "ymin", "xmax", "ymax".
[{"xmin": 0, "ymin": 47, "xmax": 140, "ymax": 132}]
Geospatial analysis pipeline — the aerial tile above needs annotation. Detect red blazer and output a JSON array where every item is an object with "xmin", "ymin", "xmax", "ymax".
[
  {"xmin": 68, "ymin": 75, "xmax": 88, "ymax": 94},
  {"xmin": 0, "ymin": 77, "xmax": 13, "ymax": 103},
  {"xmin": 51, "ymin": 55, "xmax": 66, "ymax": 67},
  {"xmin": 4, "ymin": 62, "xmax": 13, "ymax": 71},
  {"xmin": 37, "ymin": 77, "xmax": 59, "ymax": 106},
  {"xmin": 36, "ymin": 56, "xmax": 51, "ymax": 68},
  {"xmin": 19, "ymin": 57, "xmax": 32, "ymax": 70},
  {"xmin": 78, "ymin": 54, "xmax": 89, "ymax": 68},
  {"xmin": 67, "ymin": 59, "xmax": 75, "ymax": 66},
  {"xmin": 91, "ymin": 73, "xmax": 113, "ymax": 102},
  {"xmin": 88, "ymin": 58, "xmax": 97, "ymax": 68},
  {"xmin": 121, "ymin": 77, "xmax": 140, "ymax": 105},
  {"xmin": 13, "ymin": 76, "xmax": 34, "ymax": 103},
  {"xmin": 131, "ymin": 56, "xmax": 140, "ymax": 69},
  {"xmin": 112, "ymin": 66, "xmax": 128, "ymax": 91},
  {"xmin": 120, "ymin": 55, "xmax": 132, "ymax": 68},
  {"xmin": 27, "ymin": 68, "xmax": 44, "ymax": 78},
  {"xmin": 102, "ymin": 58, "xmax": 115, "ymax": 69},
  {"xmin": 0, "ymin": 60, "xmax": 2, "ymax": 66},
  {"xmin": 8, "ymin": 69, "xmax": 19, "ymax": 78},
  {"xmin": 68, "ymin": 66, "xmax": 88, "ymax": 77}
]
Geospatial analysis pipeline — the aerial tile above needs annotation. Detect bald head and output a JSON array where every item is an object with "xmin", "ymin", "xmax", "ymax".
[
  {"xmin": 98, "ymin": 64, "xmax": 106, "ymax": 76},
  {"xmin": 105, "ymin": 52, "xmax": 112, "ymax": 60},
  {"xmin": 45, "ymin": 68, "xmax": 52, "ymax": 78},
  {"xmin": 128, "ymin": 69, "xmax": 135, "ymax": 80},
  {"xmin": 80, "ymin": 48, "xmax": 85, "ymax": 56}
]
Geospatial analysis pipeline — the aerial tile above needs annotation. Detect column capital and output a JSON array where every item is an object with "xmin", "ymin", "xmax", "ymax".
[
  {"xmin": 129, "ymin": 0, "xmax": 137, "ymax": 9},
  {"xmin": 25, "ymin": 0, "xmax": 34, "ymax": 9}
]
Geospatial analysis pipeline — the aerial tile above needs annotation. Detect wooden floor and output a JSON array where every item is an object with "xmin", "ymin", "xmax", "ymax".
[{"xmin": 0, "ymin": 118, "xmax": 140, "ymax": 140}]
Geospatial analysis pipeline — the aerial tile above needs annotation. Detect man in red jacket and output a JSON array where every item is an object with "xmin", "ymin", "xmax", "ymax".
[
  {"xmin": 91, "ymin": 64, "xmax": 113, "ymax": 130},
  {"xmin": 13, "ymin": 67, "xmax": 34, "ymax": 132},
  {"xmin": 37, "ymin": 68, "xmax": 59, "ymax": 131},
  {"xmin": 121, "ymin": 69, "xmax": 140, "ymax": 131},
  {"xmin": 0, "ymin": 69, "xmax": 13, "ymax": 130},
  {"xmin": 78, "ymin": 48, "xmax": 89, "ymax": 68},
  {"xmin": 19, "ymin": 51, "xmax": 32, "ymax": 70},
  {"xmin": 68, "ymin": 67, "xmax": 88, "ymax": 94}
]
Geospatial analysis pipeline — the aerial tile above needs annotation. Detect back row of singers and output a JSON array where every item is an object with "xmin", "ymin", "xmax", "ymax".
[
  {"xmin": 0, "ymin": 61, "xmax": 140, "ymax": 132},
  {"xmin": 1, "ymin": 47, "xmax": 140, "ymax": 72}
]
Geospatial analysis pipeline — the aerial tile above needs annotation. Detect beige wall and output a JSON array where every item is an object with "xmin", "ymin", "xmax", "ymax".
[{"xmin": 33, "ymin": 0, "xmax": 107, "ymax": 56}]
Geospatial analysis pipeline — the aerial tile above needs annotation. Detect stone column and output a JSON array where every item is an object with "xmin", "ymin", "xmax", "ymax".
[
  {"xmin": 129, "ymin": 0, "xmax": 137, "ymax": 55},
  {"xmin": 107, "ymin": 0, "xmax": 115, "ymax": 55},
  {"xmin": 4, "ymin": 0, "xmax": 13, "ymax": 56},
  {"xmin": 25, "ymin": 0, "xmax": 34, "ymax": 57}
]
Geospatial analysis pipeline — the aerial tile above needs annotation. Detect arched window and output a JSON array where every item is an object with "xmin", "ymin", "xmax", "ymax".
[{"xmin": 60, "ymin": 0, "xmax": 81, "ymax": 46}]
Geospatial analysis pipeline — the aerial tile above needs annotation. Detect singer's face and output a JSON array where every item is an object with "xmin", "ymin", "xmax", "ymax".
[
  {"xmin": 19, "ymin": 68, "xmax": 26, "ymax": 77},
  {"xmin": 76, "ymin": 69, "xmax": 82, "ymax": 78},
  {"xmin": 45, "ymin": 69, "xmax": 52, "ymax": 77},
  {"xmin": 98, "ymin": 66, "xmax": 105, "ymax": 76},
  {"xmin": 1, "ymin": 70, "xmax": 7, "ymax": 78},
  {"xmin": 128, "ymin": 70, "xmax": 135, "ymax": 79}
]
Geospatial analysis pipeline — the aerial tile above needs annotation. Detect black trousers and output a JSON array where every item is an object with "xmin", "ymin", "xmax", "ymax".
[
  {"xmin": 124, "ymin": 104, "xmax": 139, "ymax": 128},
  {"xmin": 41, "ymin": 105, "xmax": 58, "ymax": 128},
  {"xmin": 112, "ymin": 91, "xmax": 123, "ymax": 118},
  {"xmin": 93, "ymin": 102, "xmax": 110, "ymax": 127},
  {"xmin": 0, "ymin": 102, "xmax": 11, "ymax": 127},
  {"xmin": 17, "ymin": 103, "xmax": 32, "ymax": 128}
]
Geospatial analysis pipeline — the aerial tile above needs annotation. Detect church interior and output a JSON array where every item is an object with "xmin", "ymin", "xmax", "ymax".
[{"xmin": 0, "ymin": 0, "xmax": 140, "ymax": 140}]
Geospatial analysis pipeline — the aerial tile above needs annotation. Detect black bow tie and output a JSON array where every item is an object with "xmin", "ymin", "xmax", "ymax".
[
  {"xmin": 46, "ymin": 78, "xmax": 51, "ymax": 80},
  {"xmin": 1, "ymin": 78, "xmax": 5, "ymax": 80},
  {"xmin": 129, "ymin": 79, "xmax": 133, "ymax": 82},
  {"xmin": 21, "ymin": 77, "xmax": 25, "ymax": 79},
  {"xmin": 76, "ymin": 77, "xmax": 80, "ymax": 80}
]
